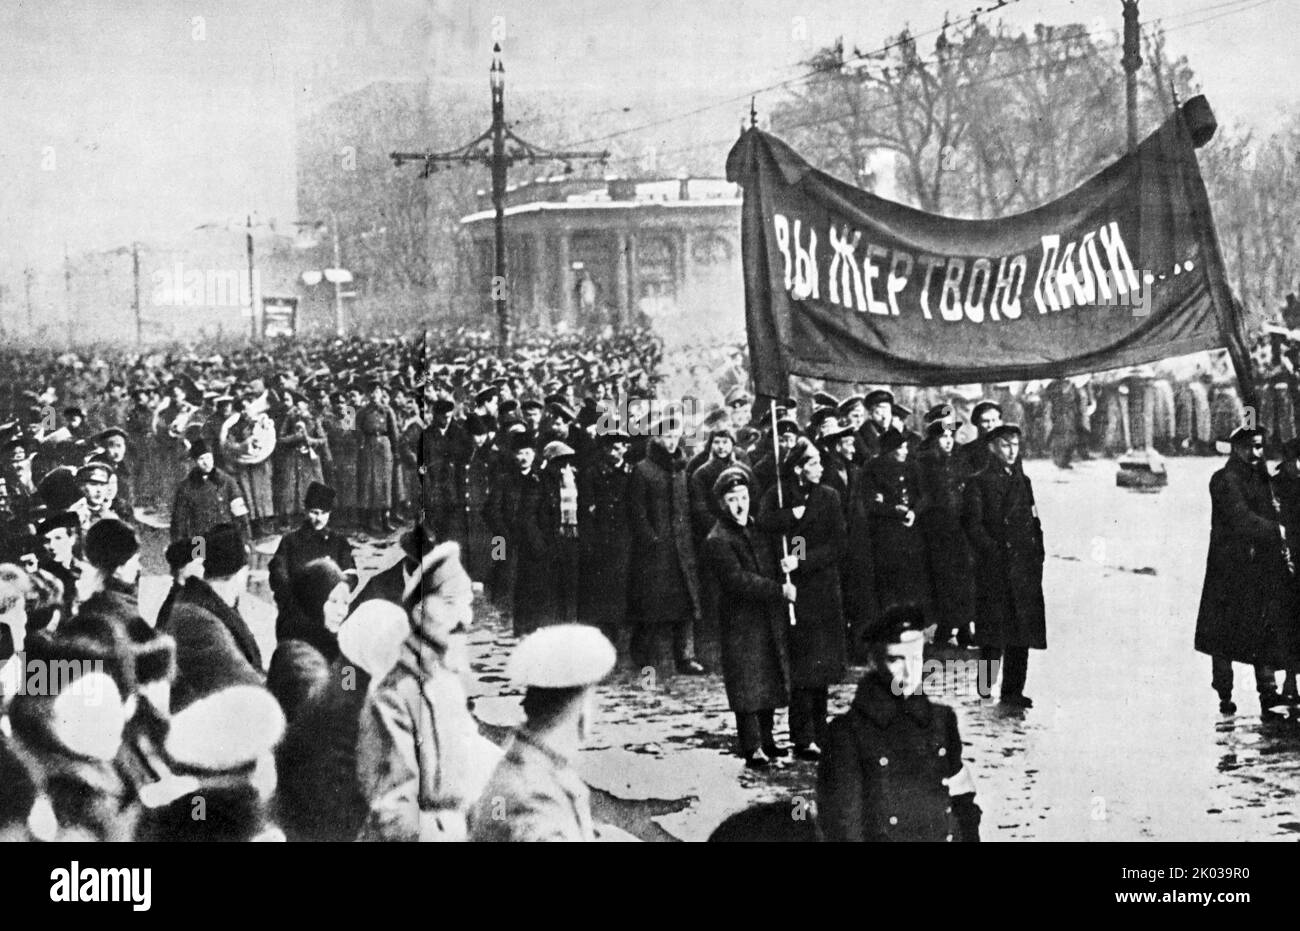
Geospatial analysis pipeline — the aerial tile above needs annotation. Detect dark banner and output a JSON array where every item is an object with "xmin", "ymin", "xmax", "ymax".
[{"xmin": 725, "ymin": 96, "xmax": 1252, "ymax": 402}]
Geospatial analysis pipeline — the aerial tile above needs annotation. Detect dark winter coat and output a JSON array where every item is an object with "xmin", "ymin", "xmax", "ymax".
[
  {"xmin": 819, "ymin": 449, "xmax": 859, "ymax": 521},
  {"xmin": 166, "ymin": 577, "xmax": 264, "ymax": 711},
  {"xmin": 1195, "ymin": 455, "xmax": 1295, "ymax": 665},
  {"xmin": 703, "ymin": 516, "xmax": 790, "ymax": 713},
  {"xmin": 485, "ymin": 465, "xmax": 546, "ymax": 633},
  {"xmin": 577, "ymin": 458, "xmax": 634, "ymax": 630},
  {"xmin": 268, "ymin": 522, "xmax": 356, "ymax": 641},
  {"xmin": 916, "ymin": 445, "xmax": 976, "ymax": 636},
  {"xmin": 350, "ymin": 559, "xmax": 408, "ymax": 612},
  {"xmin": 817, "ymin": 672, "xmax": 978, "ymax": 843},
  {"xmin": 755, "ymin": 481, "xmax": 846, "ymax": 688},
  {"xmin": 458, "ymin": 442, "xmax": 497, "ymax": 583},
  {"xmin": 275, "ymin": 656, "xmax": 375, "ymax": 841},
  {"xmin": 420, "ymin": 420, "xmax": 469, "ymax": 535},
  {"xmin": 169, "ymin": 466, "xmax": 248, "ymax": 543},
  {"xmin": 862, "ymin": 455, "xmax": 931, "ymax": 619},
  {"xmin": 627, "ymin": 441, "xmax": 701, "ymax": 625},
  {"xmin": 961, "ymin": 460, "xmax": 1047, "ymax": 650}
]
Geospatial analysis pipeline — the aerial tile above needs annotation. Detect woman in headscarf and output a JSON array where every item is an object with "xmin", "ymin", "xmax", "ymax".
[
  {"xmin": 355, "ymin": 541, "xmax": 502, "ymax": 841},
  {"xmin": 267, "ymin": 558, "xmax": 350, "ymax": 720}
]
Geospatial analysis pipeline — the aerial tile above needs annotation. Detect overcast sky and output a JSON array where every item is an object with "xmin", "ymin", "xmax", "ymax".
[{"xmin": 0, "ymin": 0, "xmax": 1288, "ymax": 271}]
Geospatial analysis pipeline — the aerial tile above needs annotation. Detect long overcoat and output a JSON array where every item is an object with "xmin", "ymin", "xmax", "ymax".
[
  {"xmin": 961, "ymin": 461, "xmax": 1047, "ymax": 650},
  {"xmin": 1195, "ymin": 455, "xmax": 1294, "ymax": 665},
  {"xmin": 577, "ymin": 458, "xmax": 634, "ymax": 631},
  {"xmin": 356, "ymin": 403, "xmax": 398, "ymax": 512},
  {"xmin": 755, "ymin": 481, "xmax": 846, "ymax": 688},
  {"xmin": 626, "ymin": 442, "xmax": 701, "ymax": 626},
  {"xmin": 702, "ymin": 515, "xmax": 791, "ymax": 713}
]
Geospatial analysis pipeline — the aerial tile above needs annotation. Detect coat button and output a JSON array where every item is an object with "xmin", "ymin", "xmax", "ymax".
[
  {"xmin": 879, "ymin": 756, "xmax": 888, "ymax": 766},
  {"xmin": 889, "ymin": 816, "xmax": 898, "ymax": 825},
  {"xmin": 945, "ymin": 806, "xmax": 952, "ymax": 815},
  {"xmin": 938, "ymin": 747, "xmax": 947, "ymax": 757},
  {"xmin": 946, "ymin": 834, "xmax": 953, "ymax": 842}
]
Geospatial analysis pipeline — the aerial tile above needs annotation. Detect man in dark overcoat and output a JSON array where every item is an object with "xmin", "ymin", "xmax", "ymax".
[
  {"xmin": 268, "ymin": 482, "xmax": 357, "ymax": 640},
  {"xmin": 817, "ymin": 605, "xmax": 982, "ymax": 842},
  {"xmin": 703, "ymin": 465, "xmax": 795, "ymax": 768},
  {"xmin": 577, "ymin": 429, "xmax": 635, "ymax": 665},
  {"xmin": 419, "ymin": 399, "xmax": 468, "ymax": 541},
  {"xmin": 960, "ymin": 424, "xmax": 1045, "ymax": 708},
  {"xmin": 485, "ymin": 432, "xmax": 544, "ymax": 634},
  {"xmin": 627, "ymin": 428, "xmax": 704, "ymax": 675},
  {"xmin": 1195, "ymin": 426, "xmax": 1293, "ymax": 713}
]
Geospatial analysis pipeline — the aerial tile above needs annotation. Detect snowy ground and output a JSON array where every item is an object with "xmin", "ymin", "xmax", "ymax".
[{"xmin": 136, "ymin": 457, "xmax": 1300, "ymax": 841}]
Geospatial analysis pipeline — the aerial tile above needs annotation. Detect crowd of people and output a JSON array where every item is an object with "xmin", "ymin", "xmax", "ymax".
[{"xmin": 0, "ymin": 324, "xmax": 1275, "ymax": 842}]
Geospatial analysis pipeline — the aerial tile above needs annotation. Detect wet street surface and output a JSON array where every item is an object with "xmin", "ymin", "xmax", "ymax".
[{"xmin": 136, "ymin": 457, "xmax": 1300, "ymax": 841}]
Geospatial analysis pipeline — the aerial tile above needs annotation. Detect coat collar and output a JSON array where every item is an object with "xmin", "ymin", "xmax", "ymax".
[{"xmin": 851, "ymin": 672, "xmax": 934, "ymax": 728}]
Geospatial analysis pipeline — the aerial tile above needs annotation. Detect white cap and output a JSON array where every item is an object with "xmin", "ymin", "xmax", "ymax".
[
  {"xmin": 166, "ymin": 685, "xmax": 285, "ymax": 773},
  {"xmin": 338, "ymin": 601, "xmax": 409, "ymax": 680},
  {"xmin": 506, "ymin": 624, "xmax": 616, "ymax": 689}
]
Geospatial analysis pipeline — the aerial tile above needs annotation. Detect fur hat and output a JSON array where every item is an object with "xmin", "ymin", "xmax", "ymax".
[
  {"xmin": 83, "ymin": 518, "xmax": 139, "ymax": 573},
  {"xmin": 303, "ymin": 481, "xmax": 336, "ymax": 512},
  {"xmin": 37, "ymin": 468, "xmax": 83, "ymax": 513},
  {"xmin": 202, "ymin": 523, "xmax": 248, "ymax": 579}
]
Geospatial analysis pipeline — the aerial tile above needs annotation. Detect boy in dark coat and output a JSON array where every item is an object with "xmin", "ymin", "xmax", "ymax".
[
  {"xmin": 703, "ymin": 465, "xmax": 796, "ymax": 768},
  {"xmin": 817, "ymin": 604, "xmax": 982, "ymax": 842}
]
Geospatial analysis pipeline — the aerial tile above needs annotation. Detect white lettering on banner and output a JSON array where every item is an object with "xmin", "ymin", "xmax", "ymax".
[
  {"xmin": 965, "ymin": 258, "xmax": 993, "ymax": 323},
  {"xmin": 1034, "ymin": 234, "xmax": 1063, "ymax": 314},
  {"xmin": 864, "ymin": 243, "xmax": 891, "ymax": 315},
  {"xmin": 918, "ymin": 255, "xmax": 945, "ymax": 320},
  {"xmin": 887, "ymin": 250, "xmax": 913, "ymax": 316},
  {"xmin": 828, "ymin": 225, "xmax": 866, "ymax": 311},
  {"xmin": 991, "ymin": 255, "xmax": 1027, "ymax": 320},
  {"xmin": 771, "ymin": 213, "xmax": 1142, "ymax": 326},
  {"xmin": 1098, "ymin": 221, "xmax": 1141, "ymax": 295},
  {"xmin": 792, "ymin": 219, "xmax": 819, "ymax": 300},
  {"xmin": 939, "ymin": 258, "xmax": 965, "ymax": 322},
  {"xmin": 773, "ymin": 214, "xmax": 793, "ymax": 291}
]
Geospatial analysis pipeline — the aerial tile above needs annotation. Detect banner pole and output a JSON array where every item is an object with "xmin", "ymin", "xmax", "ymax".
[{"xmin": 771, "ymin": 402, "xmax": 797, "ymax": 627}]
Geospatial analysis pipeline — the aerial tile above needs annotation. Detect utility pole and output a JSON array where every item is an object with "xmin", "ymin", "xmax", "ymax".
[
  {"xmin": 1122, "ymin": 0, "xmax": 1142, "ymax": 152},
  {"xmin": 132, "ymin": 242, "xmax": 142, "ymax": 346},
  {"xmin": 63, "ymin": 242, "xmax": 74, "ymax": 346},
  {"xmin": 24, "ymin": 266, "xmax": 33, "ymax": 332},
  {"xmin": 391, "ymin": 44, "xmax": 609, "ymax": 354},
  {"xmin": 246, "ymin": 214, "xmax": 259, "ymax": 341},
  {"xmin": 331, "ymin": 216, "xmax": 344, "ymax": 337}
]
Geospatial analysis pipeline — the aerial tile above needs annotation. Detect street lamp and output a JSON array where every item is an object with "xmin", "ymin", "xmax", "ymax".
[
  {"xmin": 391, "ymin": 44, "xmax": 610, "ymax": 354},
  {"xmin": 294, "ymin": 211, "xmax": 352, "ymax": 336}
]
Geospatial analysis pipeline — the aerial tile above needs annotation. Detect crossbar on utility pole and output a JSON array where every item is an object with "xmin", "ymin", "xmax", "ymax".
[{"xmin": 391, "ymin": 43, "xmax": 609, "ymax": 355}]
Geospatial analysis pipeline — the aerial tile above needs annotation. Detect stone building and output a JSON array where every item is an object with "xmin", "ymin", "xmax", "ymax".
[{"xmin": 459, "ymin": 175, "xmax": 743, "ymax": 337}]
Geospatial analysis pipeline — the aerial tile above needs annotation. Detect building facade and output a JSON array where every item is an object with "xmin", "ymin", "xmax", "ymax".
[{"xmin": 460, "ymin": 176, "xmax": 744, "ymax": 338}]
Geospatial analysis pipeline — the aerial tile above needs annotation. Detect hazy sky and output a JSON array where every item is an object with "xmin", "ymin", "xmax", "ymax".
[{"xmin": 0, "ymin": 0, "xmax": 1288, "ymax": 271}]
